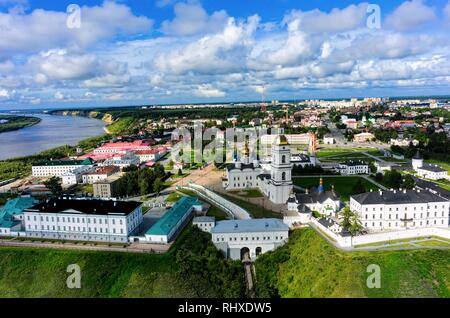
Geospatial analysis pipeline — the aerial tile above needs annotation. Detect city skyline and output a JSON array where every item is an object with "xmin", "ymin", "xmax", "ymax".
[{"xmin": 1, "ymin": 0, "xmax": 450, "ymax": 109}]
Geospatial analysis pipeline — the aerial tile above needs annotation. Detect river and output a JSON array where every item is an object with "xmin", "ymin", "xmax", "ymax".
[{"xmin": 0, "ymin": 113, "xmax": 106, "ymax": 160}]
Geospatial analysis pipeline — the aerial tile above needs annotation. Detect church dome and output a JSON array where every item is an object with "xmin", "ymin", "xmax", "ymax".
[{"xmin": 273, "ymin": 134, "xmax": 289, "ymax": 145}]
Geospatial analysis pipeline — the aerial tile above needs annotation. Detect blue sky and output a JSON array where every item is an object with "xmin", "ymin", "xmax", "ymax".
[{"xmin": 0, "ymin": 0, "xmax": 450, "ymax": 109}]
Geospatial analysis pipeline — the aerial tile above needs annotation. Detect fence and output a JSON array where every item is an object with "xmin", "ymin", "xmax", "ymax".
[
  {"xmin": 310, "ymin": 217, "xmax": 450, "ymax": 248},
  {"xmin": 178, "ymin": 183, "xmax": 251, "ymax": 220}
]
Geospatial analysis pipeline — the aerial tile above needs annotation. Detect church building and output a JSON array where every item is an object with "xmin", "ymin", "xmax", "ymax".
[{"xmin": 222, "ymin": 135, "xmax": 293, "ymax": 205}]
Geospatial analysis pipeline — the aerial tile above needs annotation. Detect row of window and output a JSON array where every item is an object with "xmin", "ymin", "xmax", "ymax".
[
  {"xmin": 27, "ymin": 224, "xmax": 125, "ymax": 234},
  {"xmin": 363, "ymin": 205, "xmax": 447, "ymax": 212},
  {"xmin": 27, "ymin": 215, "xmax": 124, "ymax": 225},
  {"xmin": 365, "ymin": 219, "xmax": 446, "ymax": 227},
  {"xmin": 215, "ymin": 235, "xmax": 285, "ymax": 243},
  {"xmin": 364, "ymin": 211, "xmax": 446, "ymax": 219}
]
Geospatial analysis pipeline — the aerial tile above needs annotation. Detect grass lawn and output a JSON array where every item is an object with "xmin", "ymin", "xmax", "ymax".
[
  {"xmin": 427, "ymin": 160, "xmax": 450, "ymax": 173},
  {"xmin": 293, "ymin": 176, "xmax": 380, "ymax": 201},
  {"xmin": 0, "ymin": 227, "xmax": 246, "ymax": 298},
  {"xmin": 316, "ymin": 150, "xmax": 375, "ymax": 163},
  {"xmin": 219, "ymin": 192, "xmax": 282, "ymax": 219},
  {"xmin": 229, "ymin": 189, "xmax": 264, "ymax": 198},
  {"xmin": 255, "ymin": 228, "xmax": 450, "ymax": 298}
]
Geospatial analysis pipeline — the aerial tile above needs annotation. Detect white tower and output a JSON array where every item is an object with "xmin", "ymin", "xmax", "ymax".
[
  {"xmin": 412, "ymin": 150, "xmax": 423, "ymax": 171},
  {"xmin": 269, "ymin": 135, "xmax": 293, "ymax": 204}
]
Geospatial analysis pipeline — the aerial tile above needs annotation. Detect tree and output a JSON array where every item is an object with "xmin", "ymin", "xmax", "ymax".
[
  {"xmin": 401, "ymin": 174, "xmax": 416, "ymax": 190},
  {"xmin": 348, "ymin": 214, "xmax": 364, "ymax": 236},
  {"xmin": 153, "ymin": 177, "xmax": 163, "ymax": 195},
  {"xmin": 340, "ymin": 207, "xmax": 353, "ymax": 230},
  {"xmin": 383, "ymin": 170, "xmax": 402, "ymax": 189},
  {"xmin": 44, "ymin": 176, "xmax": 62, "ymax": 196},
  {"xmin": 351, "ymin": 179, "xmax": 366, "ymax": 195},
  {"xmin": 178, "ymin": 168, "xmax": 183, "ymax": 176}
]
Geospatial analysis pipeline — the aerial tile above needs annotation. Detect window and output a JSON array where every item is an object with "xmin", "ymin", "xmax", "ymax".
[
  {"xmin": 282, "ymin": 172, "xmax": 286, "ymax": 181},
  {"xmin": 282, "ymin": 155, "xmax": 286, "ymax": 164}
]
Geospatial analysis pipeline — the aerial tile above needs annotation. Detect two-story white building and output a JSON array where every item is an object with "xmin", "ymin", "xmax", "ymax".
[
  {"xmin": 338, "ymin": 161, "xmax": 370, "ymax": 175},
  {"xmin": 211, "ymin": 218, "xmax": 289, "ymax": 260},
  {"xmin": 350, "ymin": 189, "xmax": 449, "ymax": 232},
  {"xmin": 82, "ymin": 166, "xmax": 120, "ymax": 184},
  {"xmin": 412, "ymin": 151, "xmax": 448, "ymax": 180},
  {"xmin": 23, "ymin": 197, "xmax": 143, "ymax": 243}
]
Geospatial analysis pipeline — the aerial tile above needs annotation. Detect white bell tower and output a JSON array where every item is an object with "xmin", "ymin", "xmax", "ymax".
[{"xmin": 269, "ymin": 135, "xmax": 293, "ymax": 204}]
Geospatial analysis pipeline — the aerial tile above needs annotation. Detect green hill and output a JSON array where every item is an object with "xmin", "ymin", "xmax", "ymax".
[
  {"xmin": 0, "ymin": 228, "xmax": 245, "ymax": 298},
  {"xmin": 255, "ymin": 228, "xmax": 450, "ymax": 298}
]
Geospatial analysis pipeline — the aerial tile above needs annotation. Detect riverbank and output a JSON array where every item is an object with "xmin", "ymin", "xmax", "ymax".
[
  {"xmin": 0, "ymin": 133, "xmax": 110, "ymax": 182},
  {"xmin": 0, "ymin": 115, "xmax": 41, "ymax": 133}
]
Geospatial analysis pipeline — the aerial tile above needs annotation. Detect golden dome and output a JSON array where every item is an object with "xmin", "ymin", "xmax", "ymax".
[{"xmin": 273, "ymin": 134, "xmax": 289, "ymax": 145}]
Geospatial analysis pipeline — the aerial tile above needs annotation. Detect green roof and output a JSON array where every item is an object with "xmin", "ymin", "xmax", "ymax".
[
  {"xmin": 0, "ymin": 197, "xmax": 36, "ymax": 229},
  {"xmin": 34, "ymin": 158, "xmax": 95, "ymax": 166},
  {"xmin": 146, "ymin": 196, "xmax": 201, "ymax": 236}
]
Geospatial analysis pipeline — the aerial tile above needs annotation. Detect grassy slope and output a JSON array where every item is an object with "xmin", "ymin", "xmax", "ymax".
[
  {"xmin": 255, "ymin": 229, "xmax": 450, "ymax": 298},
  {"xmin": 0, "ymin": 115, "xmax": 41, "ymax": 133},
  {"xmin": 0, "ymin": 227, "xmax": 245, "ymax": 298}
]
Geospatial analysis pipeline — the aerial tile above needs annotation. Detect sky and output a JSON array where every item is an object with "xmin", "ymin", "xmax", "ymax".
[{"xmin": 0, "ymin": 0, "xmax": 450, "ymax": 110}]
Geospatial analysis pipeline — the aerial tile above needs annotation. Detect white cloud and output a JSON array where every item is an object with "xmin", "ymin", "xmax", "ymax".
[
  {"xmin": 83, "ymin": 74, "xmax": 130, "ymax": 88},
  {"xmin": 54, "ymin": 91, "xmax": 64, "ymax": 100},
  {"xmin": 155, "ymin": 15, "xmax": 260, "ymax": 75},
  {"xmin": 385, "ymin": 0, "xmax": 436, "ymax": 31},
  {"xmin": 0, "ymin": 1, "xmax": 153, "ymax": 56},
  {"xmin": 445, "ymin": 1, "xmax": 450, "ymax": 21},
  {"xmin": 282, "ymin": 3, "xmax": 369, "ymax": 33},
  {"xmin": 161, "ymin": 2, "xmax": 228, "ymax": 36},
  {"xmin": 0, "ymin": 89, "xmax": 10, "ymax": 98},
  {"xmin": 194, "ymin": 84, "xmax": 225, "ymax": 97}
]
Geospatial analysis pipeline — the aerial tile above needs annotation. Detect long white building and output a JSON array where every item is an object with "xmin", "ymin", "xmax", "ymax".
[
  {"xmin": 350, "ymin": 189, "xmax": 449, "ymax": 232},
  {"xmin": 338, "ymin": 161, "xmax": 369, "ymax": 175},
  {"xmin": 210, "ymin": 218, "xmax": 289, "ymax": 260},
  {"xmin": 23, "ymin": 198, "xmax": 143, "ymax": 243},
  {"xmin": 32, "ymin": 158, "xmax": 95, "ymax": 178}
]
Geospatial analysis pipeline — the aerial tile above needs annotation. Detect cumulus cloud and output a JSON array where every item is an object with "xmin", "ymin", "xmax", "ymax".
[
  {"xmin": 155, "ymin": 15, "xmax": 260, "ymax": 75},
  {"xmin": 0, "ymin": 1, "xmax": 153, "ymax": 56},
  {"xmin": 161, "ymin": 2, "xmax": 228, "ymax": 36},
  {"xmin": 194, "ymin": 84, "xmax": 226, "ymax": 97},
  {"xmin": 385, "ymin": 0, "xmax": 436, "ymax": 31},
  {"xmin": 282, "ymin": 3, "xmax": 369, "ymax": 33}
]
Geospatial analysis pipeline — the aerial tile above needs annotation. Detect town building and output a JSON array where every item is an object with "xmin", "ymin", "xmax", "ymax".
[
  {"xmin": 144, "ymin": 196, "xmax": 203, "ymax": 244},
  {"xmin": 412, "ymin": 151, "xmax": 448, "ymax": 180},
  {"xmin": 338, "ymin": 161, "xmax": 370, "ymax": 175},
  {"xmin": 99, "ymin": 152, "xmax": 140, "ymax": 169},
  {"xmin": 350, "ymin": 189, "xmax": 449, "ymax": 232},
  {"xmin": 32, "ymin": 158, "xmax": 95, "ymax": 178},
  {"xmin": 287, "ymin": 178, "xmax": 341, "ymax": 216},
  {"xmin": 192, "ymin": 216, "xmax": 216, "ymax": 233},
  {"xmin": 93, "ymin": 174, "xmax": 122, "ymax": 198},
  {"xmin": 0, "ymin": 197, "xmax": 36, "ymax": 236},
  {"xmin": 323, "ymin": 134, "xmax": 335, "ymax": 145},
  {"xmin": 23, "ymin": 198, "xmax": 143, "ymax": 243},
  {"xmin": 210, "ymin": 218, "xmax": 289, "ymax": 260},
  {"xmin": 353, "ymin": 132, "xmax": 375, "ymax": 143},
  {"xmin": 82, "ymin": 166, "xmax": 120, "ymax": 184}
]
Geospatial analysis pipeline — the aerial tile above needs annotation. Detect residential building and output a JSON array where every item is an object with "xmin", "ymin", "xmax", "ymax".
[
  {"xmin": 23, "ymin": 198, "xmax": 143, "ymax": 243},
  {"xmin": 323, "ymin": 134, "xmax": 335, "ymax": 145},
  {"xmin": 210, "ymin": 218, "xmax": 289, "ymax": 260},
  {"xmin": 82, "ymin": 166, "xmax": 120, "ymax": 184},
  {"xmin": 93, "ymin": 174, "xmax": 122, "ymax": 198},
  {"xmin": 353, "ymin": 132, "xmax": 375, "ymax": 143},
  {"xmin": 350, "ymin": 189, "xmax": 449, "ymax": 232}
]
